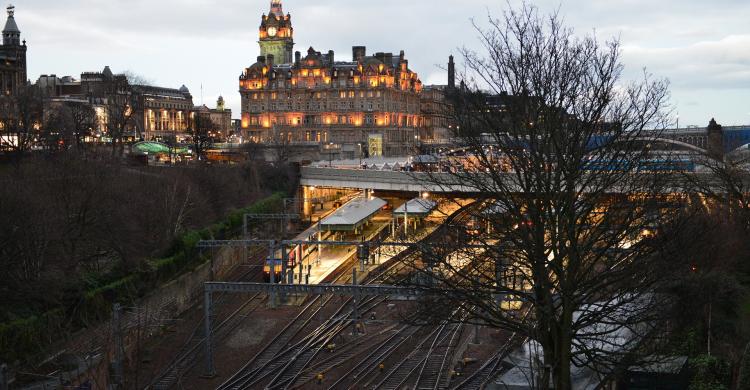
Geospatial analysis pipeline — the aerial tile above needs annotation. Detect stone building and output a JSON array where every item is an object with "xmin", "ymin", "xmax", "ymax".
[
  {"xmin": 132, "ymin": 84, "xmax": 194, "ymax": 141},
  {"xmin": 0, "ymin": 5, "xmax": 27, "ymax": 96},
  {"xmin": 37, "ymin": 68, "xmax": 231, "ymax": 143},
  {"xmin": 240, "ymin": 0, "xmax": 425, "ymax": 158},
  {"xmin": 193, "ymin": 96, "xmax": 233, "ymax": 139}
]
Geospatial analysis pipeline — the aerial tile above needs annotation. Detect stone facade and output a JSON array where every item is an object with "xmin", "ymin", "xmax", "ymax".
[
  {"xmin": 259, "ymin": 0, "xmax": 294, "ymax": 65},
  {"xmin": 240, "ymin": 0, "xmax": 428, "ymax": 158},
  {"xmin": 0, "ymin": 5, "xmax": 27, "ymax": 96},
  {"xmin": 194, "ymin": 96, "xmax": 233, "ymax": 139},
  {"xmin": 133, "ymin": 84, "xmax": 194, "ymax": 140},
  {"xmin": 37, "ymin": 68, "xmax": 231, "ymax": 142}
]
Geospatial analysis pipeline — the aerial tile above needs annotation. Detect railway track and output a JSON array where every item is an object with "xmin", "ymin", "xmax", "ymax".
[
  {"xmin": 216, "ymin": 202, "xmax": 479, "ymax": 389},
  {"xmin": 414, "ymin": 319, "xmax": 466, "ymax": 390},
  {"xmin": 450, "ymin": 310, "xmax": 530, "ymax": 390},
  {"xmin": 288, "ymin": 324, "xmax": 400, "ymax": 388},
  {"xmin": 320, "ymin": 324, "xmax": 420, "ymax": 389},
  {"xmin": 147, "ymin": 247, "xmax": 267, "ymax": 390},
  {"xmin": 361, "ymin": 309, "xmax": 466, "ymax": 390}
]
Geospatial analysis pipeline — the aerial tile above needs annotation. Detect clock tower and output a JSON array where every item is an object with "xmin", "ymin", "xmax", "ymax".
[{"xmin": 259, "ymin": 0, "xmax": 294, "ymax": 64}]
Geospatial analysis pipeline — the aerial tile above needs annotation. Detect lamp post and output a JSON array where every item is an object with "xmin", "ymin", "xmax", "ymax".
[
  {"xmin": 358, "ymin": 142, "xmax": 363, "ymax": 168},
  {"xmin": 328, "ymin": 142, "xmax": 335, "ymax": 167}
]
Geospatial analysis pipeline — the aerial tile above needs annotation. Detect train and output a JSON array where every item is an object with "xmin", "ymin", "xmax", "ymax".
[
  {"xmin": 264, "ymin": 246, "xmax": 310, "ymax": 283},
  {"xmin": 263, "ymin": 230, "xmax": 335, "ymax": 282}
]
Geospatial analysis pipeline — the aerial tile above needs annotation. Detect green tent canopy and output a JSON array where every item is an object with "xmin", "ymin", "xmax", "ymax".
[{"xmin": 131, "ymin": 141, "xmax": 191, "ymax": 156}]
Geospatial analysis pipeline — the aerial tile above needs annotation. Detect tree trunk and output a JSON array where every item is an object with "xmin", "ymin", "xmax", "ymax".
[{"xmin": 552, "ymin": 304, "xmax": 574, "ymax": 390}]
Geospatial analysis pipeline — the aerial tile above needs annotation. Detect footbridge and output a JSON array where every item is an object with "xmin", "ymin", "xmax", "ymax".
[{"xmin": 300, "ymin": 166, "xmax": 480, "ymax": 193}]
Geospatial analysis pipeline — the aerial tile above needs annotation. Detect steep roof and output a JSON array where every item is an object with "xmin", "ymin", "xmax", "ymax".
[{"xmin": 3, "ymin": 6, "xmax": 19, "ymax": 34}]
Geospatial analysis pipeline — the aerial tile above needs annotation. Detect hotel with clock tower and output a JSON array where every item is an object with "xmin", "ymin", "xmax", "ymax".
[
  {"xmin": 259, "ymin": 0, "xmax": 294, "ymax": 65},
  {"xmin": 240, "ymin": 0, "xmax": 446, "ymax": 159}
]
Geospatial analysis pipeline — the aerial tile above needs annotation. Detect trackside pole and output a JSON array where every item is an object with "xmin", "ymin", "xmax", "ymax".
[
  {"xmin": 352, "ymin": 268, "xmax": 359, "ymax": 336},
  {"xmin": 268, "ymin": 241, "xmax": 277, "ymax": 308},
  {"xmin": 203, "ymin": 289, "xmax": 216, "ymax": 377},
  {"xmin": 280, "ymin": 245, "xmax": 287, "ymax": 302},
  {"xmin": 112, "ymin": 303, "xmax": 124, "ymax": 388}
]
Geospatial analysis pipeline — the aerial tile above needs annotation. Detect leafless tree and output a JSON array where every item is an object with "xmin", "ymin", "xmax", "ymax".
[
  {"xmin": 190, "ymin": 113, "xmax": 216, "ymax": 162},
  {"xmin": 0, "ymin": 85, "xmax": 44, "ymax": 163},
  {"xmin": 67, "ymin": 101, "xmax": 98, "ymax": 154},
  {"xmin": 102, "ymin": 74, "xmax": 138, "ymax": 157},
  {"xmin": 409, "ymin": 4, "xmax": 675, "ymax": 388}
]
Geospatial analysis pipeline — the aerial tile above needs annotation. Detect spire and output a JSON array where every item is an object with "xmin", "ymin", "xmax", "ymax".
[
  {"xmin": 270, "ymin": 0, "xmax": 283, "ymax": 17},
  {"xmin": 3, "ymin": 4, "xmax": 20, "ymax": 46}
]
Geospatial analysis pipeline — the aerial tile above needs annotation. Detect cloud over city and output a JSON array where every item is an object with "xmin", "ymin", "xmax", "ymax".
[{"xmin": 17, "ymin": 0, "xmax": 750, "ymax": 126}]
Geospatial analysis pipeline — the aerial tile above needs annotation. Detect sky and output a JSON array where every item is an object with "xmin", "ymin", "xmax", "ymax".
[{"xmin": 15, "ymin": 0, "xmax": 750, "ymax": 127}]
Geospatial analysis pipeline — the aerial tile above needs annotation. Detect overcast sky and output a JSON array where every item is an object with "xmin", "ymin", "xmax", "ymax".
[{"xmin": 16, "ymin": 0, "xmax": 750, "ymax": 127}]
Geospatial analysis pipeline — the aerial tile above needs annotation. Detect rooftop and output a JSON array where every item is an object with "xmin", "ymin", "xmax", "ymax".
[
  {"xmin": 319, "ymin": 197, "xmax": 386, "ymax": 231},
  {"xmin": 394, "ymin": 198, "xmax": 437, "ymax": 215}
]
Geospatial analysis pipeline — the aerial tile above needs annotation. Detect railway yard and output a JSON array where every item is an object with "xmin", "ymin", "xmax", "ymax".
[{"xmin": 137, "ymin": 192, "xmax": 522, "ymax": 390}]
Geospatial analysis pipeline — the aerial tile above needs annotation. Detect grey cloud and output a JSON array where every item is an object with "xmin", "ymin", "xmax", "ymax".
[{"xmin": 15, "ymin": 0, "xmax": 750, "ymax": 126}]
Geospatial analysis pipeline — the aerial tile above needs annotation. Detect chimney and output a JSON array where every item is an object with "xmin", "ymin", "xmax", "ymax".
[
  {"xmin": 352, "ymin": 46, "xmax": 366, "ymax": 62},
  {"xmin": 707, "ymin": 118, "xmax": 725, "ymax": 160},
  {"xmin": 295, "ymin": 51, "xmax": 301, "ymax": 66},
  {"xmin": 448, "ymin": 55, "xmax": 455, "ymax": 89},
  {"xmin": 384, "ymin": 53, "xmax": 393, "ymax": 66},
  {"xmin": 328, "ymin": 50, "xmax": 335, "ymax": 64},
  {"xmin": 399, "ymin": 50, "xmax": 405, "ymax": 62},
  {"xmin": 266, "ymin": 54, "xmax": 275, "ymax": 67}
]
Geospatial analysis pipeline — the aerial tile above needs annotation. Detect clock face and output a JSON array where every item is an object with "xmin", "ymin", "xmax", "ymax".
[{"xmin": 267, "ymin": 27, "xmax": 278, "ymax": 37}]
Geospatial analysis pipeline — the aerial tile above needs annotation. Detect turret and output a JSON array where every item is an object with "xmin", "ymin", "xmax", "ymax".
[
  {"xmin": 270, "ymin": 0, "xmax": 283, "ymax": 17},
  {"xmin": 3, "ymin": 5, "xmax": 20, "ymax": 46}
]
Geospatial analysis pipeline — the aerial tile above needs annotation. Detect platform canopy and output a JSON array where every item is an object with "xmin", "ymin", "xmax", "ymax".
[
  {"xmin": 394, "ymin": 198, "xmax": 438, "ymax": 217},
  {"xmin": 319, "ymin": 197, "xmax": 387, "ymax": 232}
]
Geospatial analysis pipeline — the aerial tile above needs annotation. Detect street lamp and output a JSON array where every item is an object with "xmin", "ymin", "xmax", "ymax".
[
  {"xmin": 328, "ymin": 142, "xmax": 335, "ymax": 167},
  {"xmin": 358, "ymin": 142, "xmax": 363, "ymax": 168}
]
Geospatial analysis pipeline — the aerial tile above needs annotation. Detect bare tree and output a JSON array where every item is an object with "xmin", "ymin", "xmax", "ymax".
[
  {"xmin": 67, "ymin": 101, "xmax": 98, "ymax": 154},
  {"xmin": 409, "ymin": 4, "xmax": 674, "ymax": 388},
  {"xmin": 102, "ymin": 74, "xmax": 138, "ymax": 157},
  {"xmin": 0, "ymin": 85, "xmax": 44, "ymax": 163},
  {"xmin": 190, "ymin": 113, "xmax": 216, "ymax": 162}
]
